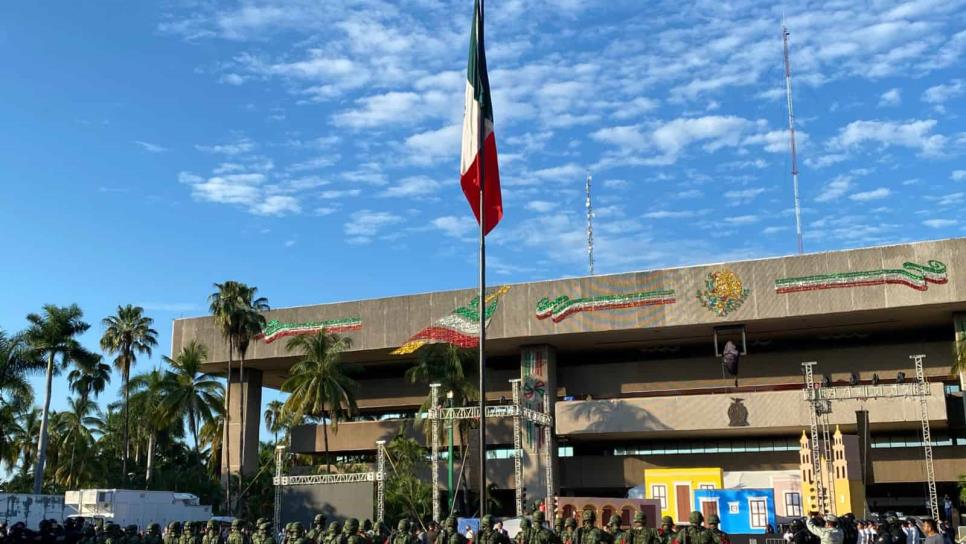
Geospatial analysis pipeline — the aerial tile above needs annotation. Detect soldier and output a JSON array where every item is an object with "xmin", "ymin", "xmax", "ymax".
[
  {"xmin": 251, "ymin": 520, "xmax": 264, "ymax": 544},
  {"xmin": 124, "ymin": 525, "xmax": 141, "ymax": 544},
  {"xmin": 227, "ymin": 521, "xmax": 250, "ymax": 544},
  {"xmin": 554, "ymin": 518, "xmax": 565, "ymax": 540},
  {"xmin": 704, "ymin": 516, "xmax": 728, "ymax": 544},
  {"xmin": 477, "ymin": 516, "xmax": 509, "ymax": 544},
  {"xmin": 605, "ymin": 516, "xmax": 624, "ymax": 544},
  {"xmin": 259, "ymin": 522, "xmax": 277, "ymax": 544},
  {"xmin": 202, "ymin": 521, "xmax": 221, "ymax": 544},
  {"xmin": 343, "ymin": 520, "xmax": 365, "ymax": 544},
  {"xmin": 575, "ymin": 511, "xmax": 605, "ymax": 544},
  {"xmin": 561, "ymin": 518, "xmax": 578, "ymax": 544},
  {"xmin": 144, "ymin": 524, "xmax": 162, "ymax": 544},
  {"xmin": 391, "ymin": 521, "xmax": 412, "ymax": 544},
  {"xmin": 657, "ymin": 518, "xmax": 674, "ymax": 544},
  {"xmin": 672, "ymin": 512, "xmax": 712, "ymax": 544},
  {"xmin": 628, "ymin": 512, "xmax": 659, "ymax": 544},
  {"xmin": 104, "ymin": 524, "xmax": 123, "ymax": 544},
  {"xmin": 80, "ymin": 525, "xmax": 98, "ymax": 544},
  {"xmin": 531, "ymin": 512, "xmax": 558, "ymax": 544},
  {"xmin": 164, "ymin": 523, "xmax": 183, "ymax": 544},
  {"xmin": 516, "ymin": 519, "xmax": 533, "ymax": 544},
  {"xmin": 307, "ymin": 517, "xmax": 326, "ymax": 544},
  {"xmin": 322, "ymin": 523, "xmax": 341, "ymax": 544}
]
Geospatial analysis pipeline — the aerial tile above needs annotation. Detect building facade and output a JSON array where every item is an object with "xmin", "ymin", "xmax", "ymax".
[{"xmin": 171, "ymin": 238, "xmax": 966, "ymax": 516}]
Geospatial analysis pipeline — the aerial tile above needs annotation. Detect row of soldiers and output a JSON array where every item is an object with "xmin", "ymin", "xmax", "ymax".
[{"xmin": 543, "ymin": 510, "xmax": 728, "ymax": 544}]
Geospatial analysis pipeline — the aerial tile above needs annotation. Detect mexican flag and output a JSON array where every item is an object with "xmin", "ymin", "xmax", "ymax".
[{"xmin": 460, "ymin": 0, "xmax": 503, "ymax": 235}]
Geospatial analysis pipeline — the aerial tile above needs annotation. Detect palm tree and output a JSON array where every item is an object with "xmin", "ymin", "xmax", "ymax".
[
  {"xmin": 54, "ymin": 396, "xmax": 104, "ymax": 488},
  {"xmin": 0, "ymin": 329, "xmax": 37, "ymax": 411},
  {"xmin": 161, "ymin": 341, "xmax": 223, "ymax": 455},
  {"xmin": 280, "ymin": 331, "xmax": 358, "ymax": 473},
  {"xmin": 208, "ymin": 281, "xmax": 268, "ymax": 509},
  {"xmin": 100, "ymin": 305, "xmax": 158, "ymax": 483},
  {"xmin": 24, "ymin": 304, "xmax": 93, "ymax": 494},
  {"xmin": 954, "ymin": 338, "xmax": 966, "ymax": 381},
  {"xmin": 129, "ymin": 368, "xmax": 174, "ymax": 486},
  {"xmin": 199, "ymin": 400, "xmax": 225, "ymax": 474},
  {"xmin": 67, "ymin": 353, "xmax": 112, "ymax": 403},
  {"xmin": 263, "ymin": 400, "xmax": 288, "ymax": 446}
]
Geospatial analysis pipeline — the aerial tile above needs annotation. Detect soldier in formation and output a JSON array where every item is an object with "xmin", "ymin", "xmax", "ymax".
[
  {"xmin": 201, "ymin": 521, "xmax": 220, "ymax": 544},
  {"xmin": 143, "ymin": 524, "xmax": 163, "ymax": 544},
  {"xmin": 627, "ymin": 512, "xmax": 659, "ymax": 544},
  {"xmin": 604, "ymin": 515, "xmax": 624, "ymax": 544},
  {"xmin": 227, "ymin": 521, "xmax": 250, "ymax": 544},
  {"xmin": 163, "ymin": 523, "xmax": 182, "ymax": 544},
  {"xmin": 258, "ymin": 521, "xmax": 276, "ymax": 544},
  {"xmin": 704, "ymin": 515, "xmax": 727, "ymax": 544},
  {"xmin": 672, "ymin": 512, "xmax": 712, "ymax": 544},
  {"xmin": 560, "ymin": 518, "xmax": 578, "ymax": 544},
  {"xmin": 306, "ymin": 517, "xmax": 326, "ymax": 544},
  {"xmin": 575, "ymin": 511, "xmax": 605, "ymax": 544},
  {"xmin": 530, "ymin": 512, "xmax": 558, "ymax": 544},
  {"xmin": 516, "ymin": 519, "xmax": 533, "ymax": 544}
]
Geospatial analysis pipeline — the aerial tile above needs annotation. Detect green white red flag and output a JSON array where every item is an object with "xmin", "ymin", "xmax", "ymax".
[{"xmin": 460, "ymin": 0, "xmax": 502, "ymax": 235}]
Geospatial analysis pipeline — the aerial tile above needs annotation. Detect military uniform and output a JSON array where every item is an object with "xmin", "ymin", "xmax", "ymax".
[
  {"xmin": 575, "ymin": 512, "xmax": 605, "ymax": 544},
  {"xmin": 516, "ymin": 519, "xmax": 533, "ymax": 544},
  {"xmin": 104, "ymin": 525, "xmax": 123, "ymax": 544},
  {"xmin": 656, "ymin": 518, "xmax": 674, "ymax": 544},
  {"xmin": 391, "ymin": 521, "xmax": 413, "ymax": 544},
  {"xmin": 343, "ymin": 520, "xmax": 366, "ymax": 544},
  {"xmin": 307, "ymin": 517, "xmax": 326, "ymax": 544},
  {"xmin": 124, "ymin": 525, "xmax": 142, "ymax": 544},
  {"xmin": 628, "ymin": 512, "xmax": 659, "ymax": 544},
  {"xmin": 163, "ymin": 524, "xmax": 182, "ymax": 544},
  {"xmin": 227, "ymin": 522, "xmax": 250, "ymax": 544},
  {"xmin": 477, "ymin": 516, "xmax": 510, "ymax": 544},
  {"xmin": 144, "ymin": 525, "xmax": 163, "ymax": 544},
  {"xmin": 704, "ymin": 515, "xmax": 728, "ymax": 544},
  {"xmin": 202, "ymin": 522, "xmax": 221, "ymax": 544},
  {"xmin": 322, "ymin": 523, "xmax": 342, "ymax": 544},
  {"xmin": 605, "ymin": 516, "xmax": 624, "ymax": 544},
  {"xmin": 560, "ymin": 519, "xmax": 578, "ymax": 544},
  {"xmin": 672, "ymin": 513, "xmax": 712, "ymax": 544},
  {"xmin": 259, "ymin": 522, "xmax": 277, "ymax": 544},
  {"xmin": 531, "ymin": 512, "xmax": 559, "ymax": 544},
  {"xmin": 554, "ymin": 518, "xmax": 565, "ymax": 540}
]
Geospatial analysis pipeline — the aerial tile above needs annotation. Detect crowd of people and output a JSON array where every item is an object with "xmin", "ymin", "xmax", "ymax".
[{"xmin": 0, "ymin": 510, "xmax": 960, "ymax": 544}]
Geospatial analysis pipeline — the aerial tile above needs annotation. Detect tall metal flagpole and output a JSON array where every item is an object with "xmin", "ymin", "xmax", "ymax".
[{"xmin": 476, "ymin": 0, "xmax": 488, "ymax": 517}]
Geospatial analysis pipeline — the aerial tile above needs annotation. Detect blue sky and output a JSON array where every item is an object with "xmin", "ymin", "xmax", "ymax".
[{"xmin": 1, "ymin": 0, "xmax": 964, "ymax": 448}]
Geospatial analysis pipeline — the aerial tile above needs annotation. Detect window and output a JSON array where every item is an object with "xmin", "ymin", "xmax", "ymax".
[
  {"xmin": 558, "ymin": 446, "xmax": 574, "ymax": 457},
  {"xmin": 621, "ymin": 507, "xmax": 633, "ymax": 527},
  {"xmin": 699, "ymin": 484, "xmax": 716, "ymax": 490},
  {"xmin": 602, "ymin": 506, "xmax": 614, "ymax": 524},
  {"xmin": 728, "ymin": 502, "xmax": 740, "ymax": 514},
  {"xmin": 652, "ymin": 485, "xmax": 667, "ymax": 509},
  {"xmin": 784, "ymin": 492, "xmax": 802, "ymax": 517},
  {"xmin": 749, "ymin": 498, "xmax": 768, "ymax": 529}
]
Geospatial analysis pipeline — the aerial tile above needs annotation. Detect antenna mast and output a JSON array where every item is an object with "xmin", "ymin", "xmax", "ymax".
[
  {"xmin": 783, "ymin": 24, "xmax": 804, "ymax": 255},
  {"xmin": 586, "ymin": 174, "xmax": 595, "ymax": 275}
]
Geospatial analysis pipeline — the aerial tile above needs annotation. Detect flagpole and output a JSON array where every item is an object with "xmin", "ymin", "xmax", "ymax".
[{"xmin": 476, "ymin": 0, "xmax": 488, "ymax": 519}]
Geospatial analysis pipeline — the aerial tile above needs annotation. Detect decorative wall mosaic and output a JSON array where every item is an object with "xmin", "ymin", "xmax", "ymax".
[
  {"xmin": 774, "ymin": 260, "xmax": 948, "ymax": 294},
  {"xmin": 256, "ymin": 317, "xmax": 363, "ymax": 344},
  {"xmin": 521, "ymin": 347, "xmax": 549, "ymax": 449},
  {"xmin": 391, "ymin": 285, "xmax": 511, "ymax": 355},
  {"xmin": 534, "ymin": 289, "xmax": 676, "ymax": 323},
  {"xmin": 697, "ymin": 269, "xmax": 750, "ymax": 316}
]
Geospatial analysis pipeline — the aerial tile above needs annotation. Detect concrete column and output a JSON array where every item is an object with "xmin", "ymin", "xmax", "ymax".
[
  {"xmin": 520, "ymin": 344, "xmax": 558, "ymax": 509},
  {"xmin": 222, "ymin": 367, "xmax": 263, "ymax": 477},
  {"xmin": 954, "ymin": 313, "xmax": 966, "ymax": 390}
]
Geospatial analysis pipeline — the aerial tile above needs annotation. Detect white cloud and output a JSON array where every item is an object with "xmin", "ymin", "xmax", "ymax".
[
  {"xmin": 288, "ymin": 155, "xmax": 338, "ymax": 172},
  {"xmin": 134, "ymin": 140, "xmax": 168, "ymax": 153},
  {"xmin": 404, "ymin": 124, "xmax": 460, "ymax": 165},
  {"xmin": 762, "ymin": 225, "xmax": 790, "ymax": 235},
  {"xmin": 805, "ymin": 153, "xmax": 848, "ymax": 169},
  {"xmin": 379, "ymin": 176, "xmax": 441, "ymax": 198},
  {"xmin": 319, "ymin": 189, "xmax": 361, "ymax": 199},
  {"xmin": 644, "ymin": 210, "xmax": 697, "ymax": 219},
  {"xmin": 284, "ymin": 239, "xmax": 296, "ymax": 247},
  {"xmin": 829, "ymin": 119, "xmax": 946, "ymax": 156},
  {"xmin": 878, "ymin": 88, "xmax": 901, "ymax": 107},
  {"xmin": 431, "ymin": 215, "xmax": 475, "ymax": 238},
  {"xmin": 333, "ymin": 90, "xmax": 453, "ymax": 128},
  {"xmin": 602, "ymin": 179, "xmax": 628, "ymax": 189},
  {"xmin": 741, "ymin": 130, "xmax": 807, "ymax": 154},
  {"xmin": 815, "ymin": 174, "xmax": 854, "ymax": 202},
  {"xmin": 251, "ymin": 195, "xmax": 301, "ymax": 215},
  {"xmin": 723, "ymin": 215, "xmax": 759, "ymax": 225},
  {"xmin": 179, "ymin": 171, "xmax": 303, "ymax": 216},
  {"xmin": 921, "ymin": 79, "xmax": 964, "ymax": 109},
  {"xmin": 952, "ymin": 170, "xmax": 966, "ymax": 181},
  {"xmin": 723, "ymin": 187, "xmax": 766, "ymax": 204},
  {"xmin": 220, "ymin": 73, "xmax": 246, "ymax": 85},
  {"xmin": 649, "ymin": 116, "xmax": 753, "ymax": 164},
  {"xmin": 526, "ymin": 201, "xmax": 558, "ymax": 213},
  {"xmin": 531, "ymin": 163, "xmax": 585, "ymax": 182},
  {"xmin": 923, "ymin": 218, "xmax": 957, "ymax": 228},
  {"xmin": 849, "ymin": 188, "xmax": 891, "ymax": 201},
  {"xmin": 344, "ymin": 210, "xmax": 404, "ymax": 243},
  {"xmin": 195, "ymin": 138, "xmax": 256, "ymax": 155}
]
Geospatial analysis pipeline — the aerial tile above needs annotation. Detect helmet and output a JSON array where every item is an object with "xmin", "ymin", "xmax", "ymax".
[
  {"xmin": 397, "ymin": 520, "xmax": 410, "ymax": 532},
  {"xmin": 346, "ymin": 519, "xmax": 360, "ymax": 533},
  {"xmin": 689, "ymin": 512, "xmax": 704, "ymax": 526},
  {"xmin": 231, "ymin": 520, "xmax": 243, "ymax": 530},
  {"xmin": 292, "ymin": 522, "xmax": 304, "ymax": 535},
  {"xmin": 633, "ymin": 512, "xmax": 647, "ymax": 525},
  {"xmin": 564, "ymin": 518, "xmax": 577, "ymax": 529},
  {"xmin": 581, "ymin": 511, "xmax": 596, "ymax": 523},
  {"xmin": 707, "ymin": 514, "xmax": 720, "ymax": 526},
  {"xmin": 327, "ymin": 522, "xmax": 340, "ymax": 534},
  {"xmin": 445, "ymin": 517, "xmax": 457, "ymax": 530},
  {"xmin": 314, "ymin": 515, "xmax": 326, "ymax": 526},
  {"xmin": 149, "ymin": 524, "xmax": 161, "ymax": 533},
  {"xmin": 170, "ymin": 522, "xmax": 182, "ymax": 532},
  {"xmin": 532, "ymin": 512, "xmax": 545, "ymax": 524},
  {"xmin": 481, "ymin": 516, "xmax": 494, "ymax": 529},
  {"xmin": 363, "ymin": 520, "xmax": 372, "ymax": 532},
  {"xmin": 609, "ymin": 515, "xmax": 621, "ymax": 528},
  {"xmin": 126, "ymin": 525, "xmax": 138, "ymax": 535},
  {"xmin": 826, "ymin": 515, "xmax": 838, "ymax": 524},
  {"xmin": 661, "ymin": 517, "xmax": 673, "ymax": 527},
  {"xmin": 519, "ymin": 519, "xmax": 531, "ymax": 529},
  {"xmin": 207, "ymin": 521, "xmax": 217, "ymax": 530}
]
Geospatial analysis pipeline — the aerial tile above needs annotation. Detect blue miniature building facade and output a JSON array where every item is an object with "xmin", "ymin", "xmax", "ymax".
[{"xmin": 692, "ymin": 488, "xmax": 776, "ymax": 534}]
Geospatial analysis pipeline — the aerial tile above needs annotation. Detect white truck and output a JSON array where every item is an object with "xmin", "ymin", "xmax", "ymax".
[
  {"xmin": 64, "ymin": 489, "xmax": 212, "ymax": 529},
  {"xmin": 1, "ymin": 494, "xmax": 78, "ymax": 527}
]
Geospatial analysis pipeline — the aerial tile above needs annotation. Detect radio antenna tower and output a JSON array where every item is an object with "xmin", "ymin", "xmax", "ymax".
[
  {"xmin": 586, "ymin": 174, "xmax": 595, "ymax": 275},
  {"xmin": 783, "ymin": 23, "xmax": 804, "ymax": 255}
]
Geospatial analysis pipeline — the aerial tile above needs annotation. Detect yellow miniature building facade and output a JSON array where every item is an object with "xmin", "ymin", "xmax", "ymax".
[
  {"xmin": 799, "ymin": 427, "xmax": 866, "ymax": 515},
  {"xmin": 644, "ymin": 467, "xmax": 724, "ymax": 524}
]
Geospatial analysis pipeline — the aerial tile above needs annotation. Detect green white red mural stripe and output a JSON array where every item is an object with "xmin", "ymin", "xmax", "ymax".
[
  {"xmin": 257, "ymin": 318, "xmax": 362, "ymax": 344},
  {"xmin": 535, "ymin": 289, "xmax": 676, "ymax": 323},
  {"xmin": 774, "ymin": 260, "xmax": 947, "ymax": 294},
  {"xmin": 392, "ymin": 286, "xmax": 510, "ymax": 355}
]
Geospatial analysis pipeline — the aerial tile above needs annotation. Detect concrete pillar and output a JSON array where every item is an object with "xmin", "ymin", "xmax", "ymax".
[
  {"xmin": 954, "ymin": 314, "xmax": 966, "ymax": 390},
  {"xmin": 222, "ymin": 367, "xmax": 263, "ymax": 477},
  {"xmin": 520, "ymin": 344, "xmax": 558, "ymax": 510}
]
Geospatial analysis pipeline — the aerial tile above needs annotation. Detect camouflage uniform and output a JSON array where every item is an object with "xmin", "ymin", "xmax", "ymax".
[
  {"xmin": 561, "ymin": 518, "xmax": 578, "ymax": 544},
  {"xmin": 202, "ymin": 521, "xmax": 222, "ymax": 544},
  {"xmin": 605, "ymin": 515, "xmax": 624, "ymax": 544},
  {"xmin": 628, "ymin": 513, "xmax": 659, "ymax": 544},
  {"xmin": 516, "ymin": 519, "xmax": 533, "ymax": 544},
  {"xmin": 343, "ymin": 520, "xmax": 366, "ymax": 544},
  {"xmin": 531, "ymin": 512, "xmax": 559, "ymax": 544},
  {"xmin": 124, "ymin": 525, "xmax": 142, "ymax": 544},
  {"xmin": 144, "ymin": 524, "xmax": 163, "ymax": 544},
  {"xmin": 164, "ymin": 524, "xmax": 183, "ymax": 544},
  {"xmin": 554, "ymin": 518, "xmax": 565, "ymax": 540},
  {"xmin": 392, "ymin": 521, "xmax": 414, "ymax": 544},
  {"xmin": 104, "ymin": 524, "xmax": 124, "ymax": 544},
  {"xmin": 672, "ymin": 513, "xmax": 712, "ymax": 544},
  {"xmin": 290, "ymin": 523, "xmax": 309, "ymax": 544},
  {"xmin": 704, "ymin": 516, "xmax": 728, "ymax": 544},
  {"xmin": 307, "ymin": 517, "xmax": 327, "ymax": 544},
  {"xmin": 322, "ymin": 523, "xmax": 342, "ymax": 544},
  {"xmin": 260, "ymin": 522, "xmax": 278, "ymax": 544},
  {"xmin": 477, "ymin": 516, "xmax": 510, "ymax": 544},
  {"xmin": 575, "ymin": 511, "xmax": 605, "ymax": 544},
  {"xmin": 227, "ymin": 521, "xmax": 250, "ymax": 544},
  {"xmin": 656, "ymin": 518, "xmax": 674, "ymax": 544}
]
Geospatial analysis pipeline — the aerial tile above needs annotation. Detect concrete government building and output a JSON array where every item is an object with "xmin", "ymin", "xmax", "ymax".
[{"xmin": 172, "ymin": 238, "xmax": 966, "ymax": 520}]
